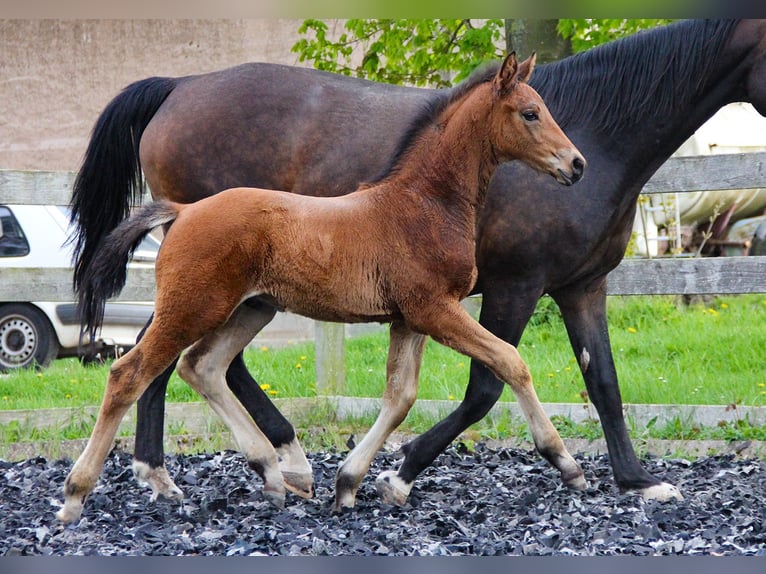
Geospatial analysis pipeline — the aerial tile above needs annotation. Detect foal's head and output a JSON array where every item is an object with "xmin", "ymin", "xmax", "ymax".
[{"xmin": 490, "ymin": 52, "xmax": 585, "ymax": 185}]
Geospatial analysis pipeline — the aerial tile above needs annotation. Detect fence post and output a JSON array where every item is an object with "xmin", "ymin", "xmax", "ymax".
[{"xmin": 314, "ymin": 321, "xmax": 346, "ymax": 394}]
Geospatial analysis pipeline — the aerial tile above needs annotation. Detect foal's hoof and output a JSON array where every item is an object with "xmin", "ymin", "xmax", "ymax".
[
  {"xmin": 282, "ymin": 471, "xmax": 314, "ymax": 499},
  {"xmin": 333, "ymin": 489, "xmax": 357, "ymax": 513},
  {"xmin": 375, "ymin": 470, "xmax": 411, "ymax": 506},
  {"xmin": 55, "ymin": 499, "xmax": 83, "ymax": 524},
  {"xmin": 639, "ymin": 482, "xmax": 683, "ymax": 502},
  {"xmin": 133, "ymin": 461, "xmax": 185, "ymax": 501},
  {"xmin": 276, "ymin": 438, "xmax": 314, "ymax": 499},
  {"xmin": 564, "ymin": 471, "xmax": 588, "ymax": 492},
  {"xmin": 262, "ymin": 487, "xmax": 286, "ymax": 509}
]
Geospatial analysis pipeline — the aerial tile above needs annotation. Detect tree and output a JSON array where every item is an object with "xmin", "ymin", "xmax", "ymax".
[
  {"xmin": 292, "ymin": 19, "xmax": 505, "ymax": 88},
  {"xmin": 292, "ymin": 19, "xmax": 674, "ymax": 87}
]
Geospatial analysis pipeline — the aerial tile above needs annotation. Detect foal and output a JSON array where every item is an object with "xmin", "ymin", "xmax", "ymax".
[{"xmin": 58, "ymin": 53, "xmax": 585, "ymax": 523}]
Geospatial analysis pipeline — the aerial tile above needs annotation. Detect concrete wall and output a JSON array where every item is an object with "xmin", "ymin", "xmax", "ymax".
[{"xmin": 0, "ymin": 19, "xmax": 334, "ymax": 171}]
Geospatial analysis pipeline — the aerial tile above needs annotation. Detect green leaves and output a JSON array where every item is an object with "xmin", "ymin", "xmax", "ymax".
[
  {"xmin": 292, "ymin": 19, "xmax": 504, "ymax": 88},
  {"xmin": 293, "ymin": 19, "xmax": 677, "ymax": 87},
  {"xmin": 557, "ymin": 19, "xmax": 675, "ymax": 53}
]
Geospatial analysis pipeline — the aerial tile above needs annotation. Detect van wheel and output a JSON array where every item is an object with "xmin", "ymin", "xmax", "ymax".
[{"xmin": 0, "ymin": 304, "xmax": 59, "ymax": 371}]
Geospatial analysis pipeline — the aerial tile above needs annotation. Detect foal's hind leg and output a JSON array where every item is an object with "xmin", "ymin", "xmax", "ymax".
[
  {"xmin": 334, "ymin": 321, "xmax": 427, "ymax": 511},
  {"xmin": 377, "ymin": 302, "xmax": 585, "ymax": 506},
  {"xmin": 176, "ymin": 303, "xmax": 288, "ymax": 508},
  {"xmin": 134, "ymin": 303, "xmax": 313, "ymax": 501},
  {"xmin": 57, "ymin": 339, "xmax": 182, "ymax": 523}
]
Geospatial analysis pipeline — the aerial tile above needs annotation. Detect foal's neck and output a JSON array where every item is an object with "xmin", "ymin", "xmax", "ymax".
[{"xmin": 394, "ymin": 85, "xmax": 499, "ymax": 217}]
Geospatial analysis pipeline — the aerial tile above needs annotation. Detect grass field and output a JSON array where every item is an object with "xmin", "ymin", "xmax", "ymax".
[
  {"xmin": 1, "ymin": 294, "xmax": 765, "ymax": 449},
  {"xmin": 2, "ymin": 294, "xmax": 764, "ymax": 410}
]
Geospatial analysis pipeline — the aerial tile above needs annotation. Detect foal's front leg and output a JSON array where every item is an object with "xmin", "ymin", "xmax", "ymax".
[
  {"xmin": 377, "ymin": 301, "xmax": 586, "ymax": 506},
  {"xmin": 334, "ymin": 320, "xmax": 427, "ymax": 511}
]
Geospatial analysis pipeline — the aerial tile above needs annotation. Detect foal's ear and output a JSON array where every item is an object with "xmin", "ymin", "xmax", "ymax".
[
  {"xmin": 493, "ymin": 51, "xmax": 519, "ymax": 96},
  {"xmin": 516, "ymin": 52, "xmax": 537, "ymax": 84}
]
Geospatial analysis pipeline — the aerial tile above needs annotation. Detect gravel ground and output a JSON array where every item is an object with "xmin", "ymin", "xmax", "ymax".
[{"xmin": 1, "ymin": 444, "xmax": 764, "ymax": 556}]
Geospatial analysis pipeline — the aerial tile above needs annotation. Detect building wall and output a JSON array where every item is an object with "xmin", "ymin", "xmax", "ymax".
[{"xmin": 0, "ymin": 19, "xmax": 332, "ymax": 170}]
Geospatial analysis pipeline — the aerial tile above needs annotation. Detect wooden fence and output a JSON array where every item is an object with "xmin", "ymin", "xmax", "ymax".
[{"xmin": 2, "ymin": 151, "xmax": 766, "ymax": 390}]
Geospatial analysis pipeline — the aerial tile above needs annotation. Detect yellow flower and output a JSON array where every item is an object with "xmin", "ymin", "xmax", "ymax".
[
  {"xmin": 295, "ymin": 363, "xmax": 302, "ymax": 370},
  {"xmin": 37, "ymin": 373, "xmax": 43, "ymax": 378},
  {"xmin": 457, "ymin": 362, "xmax": 464, "ymax": 368},
  {"xmin": 300, "ymin": 355, "xmax": 307, "ymax": 361},
  {"xmin": 259, "ymin": 383, "xmax": 271, "ymax": 391},
  {"xmin": 758, "ymin": 383, "xmax": 765, "ymax": 388},
  {"xmin": 720, "ymin": 303, "xmax": 728, "ymax": 309},
  {"xmin": 448, "ymin": 394, "xmax": 455, "ymax": 400},
  {"xmin": 707, "ymin": 308, "xmax": 719, "ymax": 316},
  {"xmin": 2, "ymin": 396, "xmax": 8, "ymax": 401},
  {"xmin": 260, "ymin": 346, "xmax": 269, "ymax": 352},
  {"xmin": 627, "ymin": 327, "xmax": 637, "ymax": 333},
  {"xmin": 548, "ymin": 372, "xmax": 554, "ymax": 378},
  {"xmin": 268, "ymin": 389, "xmax": 278, "ymax": 396},
  {"xmin": 65, "ymin": 393, "xmax": 72, "ymax": 399}
]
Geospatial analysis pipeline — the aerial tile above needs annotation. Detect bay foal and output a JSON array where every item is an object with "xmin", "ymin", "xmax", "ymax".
[{"xmin": 57, "ymin": 53, "xmax": 585, "ymax": 523}]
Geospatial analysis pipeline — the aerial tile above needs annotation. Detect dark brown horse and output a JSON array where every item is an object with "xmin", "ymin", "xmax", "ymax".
[
  {"xmin": 69, "ymin": 19, "xmax": 766, "ymax": 506},
  {"xmin": 57, "ymin": 53, "xmax": 586, "ymax": 523}
]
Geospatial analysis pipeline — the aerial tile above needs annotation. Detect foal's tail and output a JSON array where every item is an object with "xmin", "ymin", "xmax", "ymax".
[
  {"xmin": 78, "ymin": 201, "xmax": 179, "ymax": 348},
  {"xmin": 69, "ymin": 76, "xmax": 178, "ymax": 295}
]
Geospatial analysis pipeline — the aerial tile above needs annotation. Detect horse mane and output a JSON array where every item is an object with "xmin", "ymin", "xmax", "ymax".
[
  {"xmin": 531, "ymin": 19, "xmax": 741, "ymax": 135},
  {"xmin": 366, "ymin": 62, "xmax": 501, "ymax": 185}
]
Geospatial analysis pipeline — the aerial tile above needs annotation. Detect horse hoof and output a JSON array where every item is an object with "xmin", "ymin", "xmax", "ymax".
[
  {"xmin": 263, "ymin": 488, "xmax": 286, "ymax": 509},
  {"xmin": 55, "ymin": 500, "xmax": 83, "ymax": 524},
  {"xmin": 282, "ymin": 471, "xmax": 314, "ymax": 499},
  {"xmin": 133, "ymin": 461, "xmax": 185, "ymax": 501},
  {"xmin": 375, "ymin": 470, "xmax": 411, "ymax": 506},
  {"xmin": 333, "ymin": 489, "xmax": 357, "ymax": 512},
  {"xmin": 640, "ymin": 482, "xmax": 683, "ymax": 501},
  {"xmin": 565, "ymin": 472, "xmax": 588, "ymax": 491}
]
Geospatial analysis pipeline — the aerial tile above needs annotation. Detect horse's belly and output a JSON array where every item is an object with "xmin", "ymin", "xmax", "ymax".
[{"xmin": 248, "ymin": 286, "xmax": 398, "ymax": 325}]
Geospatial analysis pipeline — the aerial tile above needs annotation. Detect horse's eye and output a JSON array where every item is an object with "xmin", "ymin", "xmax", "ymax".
[{"xmin": 522, "ymin": 111, "xmax": 539, "ymax": 122}]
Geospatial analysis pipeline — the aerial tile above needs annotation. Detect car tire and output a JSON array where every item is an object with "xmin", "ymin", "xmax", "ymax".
[{"xmin": 0, "ymin": 303, "xmax": 60, "ymax": 371}]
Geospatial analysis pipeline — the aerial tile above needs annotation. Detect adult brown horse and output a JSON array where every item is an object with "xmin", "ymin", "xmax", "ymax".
[
  {"xmin": 57, "ymin": 53, "xmax": 586, "ymax": 523},
  {"xmin": 70, "ymin": 19, "xmax": 766, "ymax": 506}
]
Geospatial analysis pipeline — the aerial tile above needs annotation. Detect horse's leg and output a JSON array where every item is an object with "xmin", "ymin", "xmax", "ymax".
[
  {"xmin": 57, "ymin": 335, "xmax": 184, "ymax": 523},
  {"xmin": 132, "ymin": 314, "xmax": 185, "ymax": 501},
  {"xmin": 552, "ymin": 280, "xmax": 683, "ymax": 501},
  {"xmin": 334, "ymin": 320, "xmax": 427, "ymax": 511},
  {"xmin": 384, "ymin": 287, "xmax": 540, "ymax": 500},
  {"xmin": 176, "ymin": 303, "xmax": 287, "ymax": 508},
  {"xmin": 224, "ymin": 301, "xmax": 312, "ymax": 498},
  {"xmin": 377, "ymin": 301, "xmax": 585, "ymax": 506},
  {"xmin": 132, "ymin": 306, "xmax": 312, "ymax": 500}
]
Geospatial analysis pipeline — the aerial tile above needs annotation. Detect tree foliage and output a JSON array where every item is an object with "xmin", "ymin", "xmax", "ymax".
[
  {"xmin": 557, "ymin": 19, "xmax": 674, "ymax": 52},
  {"xmin": 292, "ymin": 19, "xmax": 505, "ymax": 88},
  {"xmin": 292, "ymin": 19, "xmax": 675, "ymax": 87}
]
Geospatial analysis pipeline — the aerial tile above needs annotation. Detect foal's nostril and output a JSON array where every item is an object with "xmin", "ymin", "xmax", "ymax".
[{"xmin": 573, "ymin": 156, "xmax": 585, "ymax": 176}]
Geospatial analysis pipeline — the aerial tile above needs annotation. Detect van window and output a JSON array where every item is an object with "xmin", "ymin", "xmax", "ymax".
[{"xmin": 0, "ymin": 206, "xmax": 30, "ymax": 257}]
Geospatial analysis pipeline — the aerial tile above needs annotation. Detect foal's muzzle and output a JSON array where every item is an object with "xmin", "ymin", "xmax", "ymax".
[{"xmin": 557, "ymin": 155, "xmax": 586, "ymax": 186}]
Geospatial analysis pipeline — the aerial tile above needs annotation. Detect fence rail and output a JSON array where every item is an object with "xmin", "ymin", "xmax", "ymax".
[{"xmin": 2, "ymin": 151, "xmax": 766, "ymax": 389}]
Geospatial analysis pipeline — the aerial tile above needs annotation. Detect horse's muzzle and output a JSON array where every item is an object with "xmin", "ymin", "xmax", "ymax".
[{"xmin": 558, "ymin": 155, "xmax": 585, "ymax": 186}]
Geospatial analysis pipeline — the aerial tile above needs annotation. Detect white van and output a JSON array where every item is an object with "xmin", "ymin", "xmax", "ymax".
[{"xmin": 0, "ymin": 204, "xmax": 157, "ymax": 370}]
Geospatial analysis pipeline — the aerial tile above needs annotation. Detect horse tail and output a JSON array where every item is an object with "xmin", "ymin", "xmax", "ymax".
[
  {"xmin": 69, "ymin": 75, "xmax": 178, "ymax": 295},
  {"xmin": 78, "ymin": 201, "xmax": 179, "ymax": 349}
]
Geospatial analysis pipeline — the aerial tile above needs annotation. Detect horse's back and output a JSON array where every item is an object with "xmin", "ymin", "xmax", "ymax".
[{"xmin": 140, "ymin": 62, "xmax": 430, "ymax": 204}]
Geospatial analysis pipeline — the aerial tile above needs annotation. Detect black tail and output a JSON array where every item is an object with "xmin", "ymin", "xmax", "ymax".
[
  {"xmin": 69, "ymin": 76, "xmax": 178, "ymax": 294},
  {"xmin": 78, "ymin": 201, "xmax": 179, "ymax": 348}
]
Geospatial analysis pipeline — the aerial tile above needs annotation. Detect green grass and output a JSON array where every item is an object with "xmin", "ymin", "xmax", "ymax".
[{"xmin": 2, "ymin": 294, "xmax": 765, "ymax": 410}]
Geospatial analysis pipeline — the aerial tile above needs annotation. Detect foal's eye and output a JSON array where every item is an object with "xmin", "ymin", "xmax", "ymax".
[{"xmin": 522, "ymin": 111, "xmax": 539, "ymax": 122}]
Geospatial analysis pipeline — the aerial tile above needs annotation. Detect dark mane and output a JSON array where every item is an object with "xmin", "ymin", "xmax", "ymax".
[
  {"xmin": 366, "ymin": 62, "xmax": 501, "ymax": 185},
  {"xmin": 531, "ymin": 19, "xmax": 740, "ymax": 135}
]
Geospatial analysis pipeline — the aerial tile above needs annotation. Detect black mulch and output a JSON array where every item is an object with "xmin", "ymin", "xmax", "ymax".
[{"xmin": 1, "ymin": 444, "xmax": 764, "ymax": 556}]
